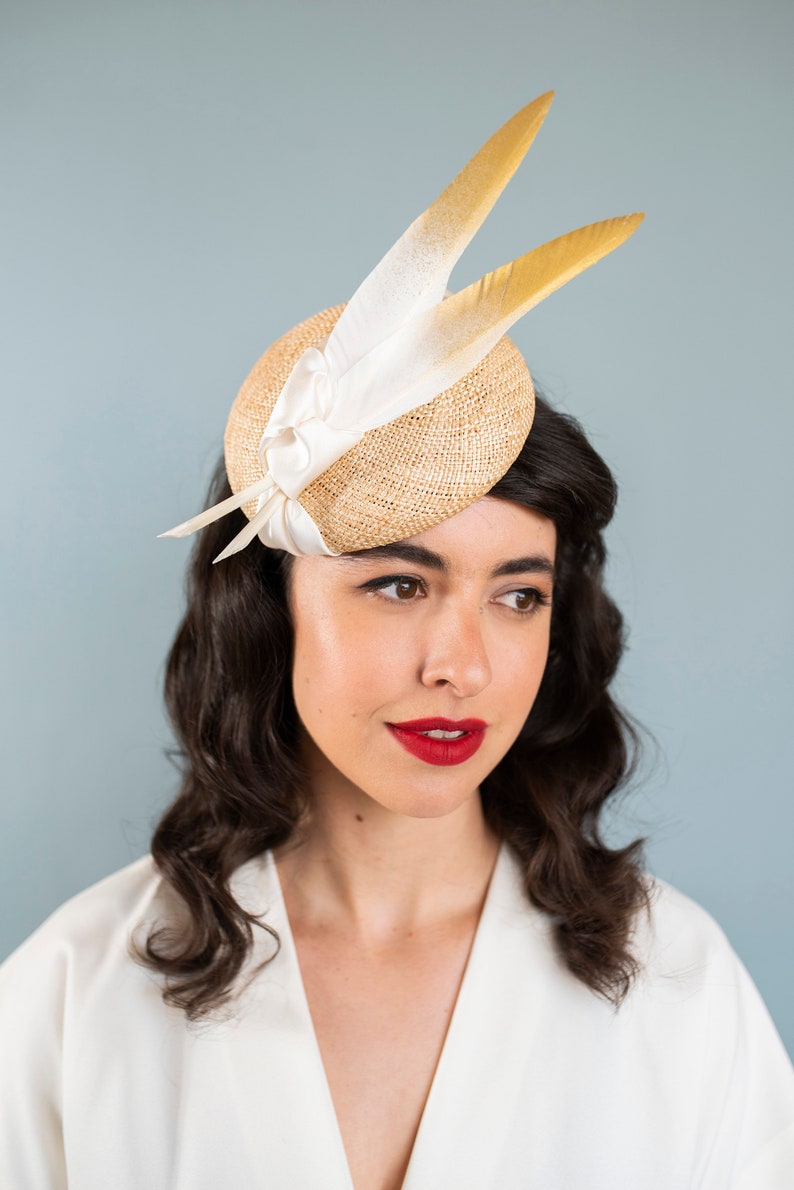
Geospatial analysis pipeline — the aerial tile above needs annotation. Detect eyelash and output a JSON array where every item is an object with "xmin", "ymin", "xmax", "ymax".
[
  {"xmin": 360, "ymin": 575, "xmax": 426, "ymax": 602},
  {"xmin": 498, "ymin": 588, "xmax": 551, "ymax": 615},
  {"xmin": 359, "ymin": 575, "xmax": 551, "ymax": 616}
]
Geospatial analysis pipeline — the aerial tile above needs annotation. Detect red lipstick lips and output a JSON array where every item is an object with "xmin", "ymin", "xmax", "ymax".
[{"xmin": 387, "ymin": 718, "xmax": 487, "ymax": 766}]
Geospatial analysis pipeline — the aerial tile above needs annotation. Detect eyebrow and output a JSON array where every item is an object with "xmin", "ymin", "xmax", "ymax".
[
  {"xmin": 491, "ymin": 556, "xmax": 555, "ymax": 580},
  {"xmin": 341, "ymin": 542, "xmax": 555, "ymax": 580},
  {"xmin": 342, "ymin": 543, "xmax": 448, "ymax": 571}
]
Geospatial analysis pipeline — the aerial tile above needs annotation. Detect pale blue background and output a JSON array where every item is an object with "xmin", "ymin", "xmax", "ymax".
[{"xmin": 2, "ymin": 0, "xmax": 792, "ymax": 1056}]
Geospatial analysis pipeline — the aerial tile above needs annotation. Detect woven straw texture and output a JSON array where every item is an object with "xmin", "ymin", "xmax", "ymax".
[{"xmin": 224, "ymin": 305, "xmax": 535, "ymax": 553}]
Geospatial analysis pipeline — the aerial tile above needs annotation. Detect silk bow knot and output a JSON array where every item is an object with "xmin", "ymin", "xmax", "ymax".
[{"xmin": 257, "ymin": 346, "xmax": 361, "ymax": 500}]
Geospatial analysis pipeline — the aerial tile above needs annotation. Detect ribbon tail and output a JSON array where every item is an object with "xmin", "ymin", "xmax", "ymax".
[
  {"xmin": 159, "ymin": 476, "xmax": 275, "ymax": 539},
  {"xmin": 212, "ymin": 488, "xmax": 284, "ymax": 563}
]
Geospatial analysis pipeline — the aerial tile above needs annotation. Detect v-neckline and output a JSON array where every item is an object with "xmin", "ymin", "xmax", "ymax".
[{"xmin": 264, "ymin": 842, "xmax": 516, "ymax": 1190}]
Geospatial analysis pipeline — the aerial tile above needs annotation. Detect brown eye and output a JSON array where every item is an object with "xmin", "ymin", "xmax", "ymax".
[
  {"xmin": 497, "ymin": 587, "xmax": 548, "ymax": 614},
  {"xmin": 394, "ymin": 579, "xmax": 420, "ymax": 600},
  {"xmin": 513, "ymin": 589, "xmax": 536, "ymax": 611},
  {"xmin": 362, "ymin": 575, "xmax": 427, "ymax": 602}
]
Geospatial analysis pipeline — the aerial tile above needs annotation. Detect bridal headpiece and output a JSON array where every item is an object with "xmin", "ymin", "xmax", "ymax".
[{"xmin": 161, "ymin": 93, "xmax": 642, "ymax": 560}]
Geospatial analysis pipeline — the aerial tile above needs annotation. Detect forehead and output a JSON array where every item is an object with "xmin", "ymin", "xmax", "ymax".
[
  {"xmin": 414, "ymin": 496, "xmax": 554, "ymax": 552},
  {"xmin": 341, "ymin": 496, "xmax": 557, "ymax": 575}
]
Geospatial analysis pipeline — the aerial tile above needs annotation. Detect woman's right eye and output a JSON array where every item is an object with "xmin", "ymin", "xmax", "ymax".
[
  {"xmin": 389, "ymin": 578, "xmax": 421, "ymax": 600},
  {"xmin": 361, "ymin": 576, "xmax": 425, "ymax": 601}
]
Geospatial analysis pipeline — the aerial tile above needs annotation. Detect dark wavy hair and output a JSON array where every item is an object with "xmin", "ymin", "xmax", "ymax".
[{"xmin": 140, "ymin": 395, "xmax": 648, "ymax": 1018}]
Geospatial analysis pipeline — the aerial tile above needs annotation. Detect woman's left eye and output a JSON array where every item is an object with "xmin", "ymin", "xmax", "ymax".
[{"xmin": 495, "ymin": 587, "xmax": 548, "ymax": 613}]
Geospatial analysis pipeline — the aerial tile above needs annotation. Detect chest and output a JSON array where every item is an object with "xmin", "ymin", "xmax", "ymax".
[
  {"xmin": 291, "ymin": 919, "xmax": 477, "ymax": 1190},
  {"xmin": 58, "ymin": 854, "xmax": 742, "ymax": 1190}
]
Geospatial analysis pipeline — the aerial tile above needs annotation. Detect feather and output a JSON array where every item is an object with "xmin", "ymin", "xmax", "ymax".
[
  {"xmin": 334, "ymin": 214, "xmax": 645, "ymax": 427},
  {"xmin": 323, "ymin": 92, "xmax": 555, "ymax": 380}
]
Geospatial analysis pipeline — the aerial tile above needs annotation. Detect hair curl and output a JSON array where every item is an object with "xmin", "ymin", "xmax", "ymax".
[{"xmin": 140, "ymin": 395, "xmax": 648, "ymax": 1018}]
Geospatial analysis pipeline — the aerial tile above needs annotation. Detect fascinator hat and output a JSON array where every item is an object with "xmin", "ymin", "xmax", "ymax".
[{"xmin": 162, "ymin": 92, "xmax": 642, "ymax": 561}]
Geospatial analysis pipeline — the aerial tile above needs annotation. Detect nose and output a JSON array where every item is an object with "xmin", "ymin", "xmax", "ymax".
[{"xmin": 419, "ymin": 599, "xmax": 492, "ymax": 697}]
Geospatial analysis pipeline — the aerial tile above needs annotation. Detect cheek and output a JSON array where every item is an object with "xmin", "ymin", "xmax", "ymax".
[
  {"xmin": 292, "ymin": 621, "xmax": 346, "ymax": 722},
  {"xmin": 495, "ymin": 631, "xmax": 551, "ymax": 720},
  {"xmin": 291, "ymin": 611, "xmax": 403, "ymax": 729}
]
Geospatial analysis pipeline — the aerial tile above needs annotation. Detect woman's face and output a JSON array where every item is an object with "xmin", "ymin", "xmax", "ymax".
[{"xmin": 289, "ymin": 496, "xmax": 556, "ymax": 820}]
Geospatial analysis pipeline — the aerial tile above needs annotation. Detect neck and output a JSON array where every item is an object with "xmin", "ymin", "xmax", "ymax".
[{"xmin": 274, "ymin": 753, "xmax": 500, "ymax": 942}]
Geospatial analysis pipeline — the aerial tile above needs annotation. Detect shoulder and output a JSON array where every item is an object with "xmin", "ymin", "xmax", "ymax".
[
  {"xmin": 0, "ymin": 856, "xmax": 164, "ymax": 1014},
  {"xmin": 623, "ymin": 875, "xmax": 783, "ymax": 1026},
  {"xmin": 638, "ymin": 876, "xmax": 739, "ymax": 980},
  {"xmin": 0, "ymin": 857, "xmax": 202, "ymax": 1185},
  {"xmin": 500, "ymin": 843, "xmax": 740, "ymax": 986},
  {"xmin": 631, "ymin": 877, "xmax": 793, "ymax": 1104},
  {"xmin": 639, "ymin": 879, "xmax": 794, "ymax": 1179},
  {"xmin": 2, "ymin": 856, "xmax": 160, "ymax": 957},
  {"xmin": 0, "ymin": 849, "xmax": 278, "ymax": 1016},
  {"xmin": 0, "ymin": 857, "xmax": 167, "ymax": 1176}
]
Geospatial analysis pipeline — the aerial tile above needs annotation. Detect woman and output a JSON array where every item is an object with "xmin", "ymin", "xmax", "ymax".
[{"xmin": 1, "ymin": 95, "xmax": 792, "ymax": 1188}]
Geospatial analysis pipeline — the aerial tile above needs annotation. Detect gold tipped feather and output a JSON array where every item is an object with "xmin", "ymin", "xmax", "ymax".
[
  {"xmin": 325, "ymin": 92, "xmax": 555, "ymax": 375},
  {"xmin": 435, "ymin": 212, "xmax": 646, "ymax": 347},
  {"xmin": 338, "ymin": 213, "xmax": 644, "ymax": 425}
]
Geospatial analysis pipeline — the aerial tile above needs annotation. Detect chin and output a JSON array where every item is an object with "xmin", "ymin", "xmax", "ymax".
[{"xmin": 366, "ymin": 778, "xmax": 484, "ymax": 821}]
